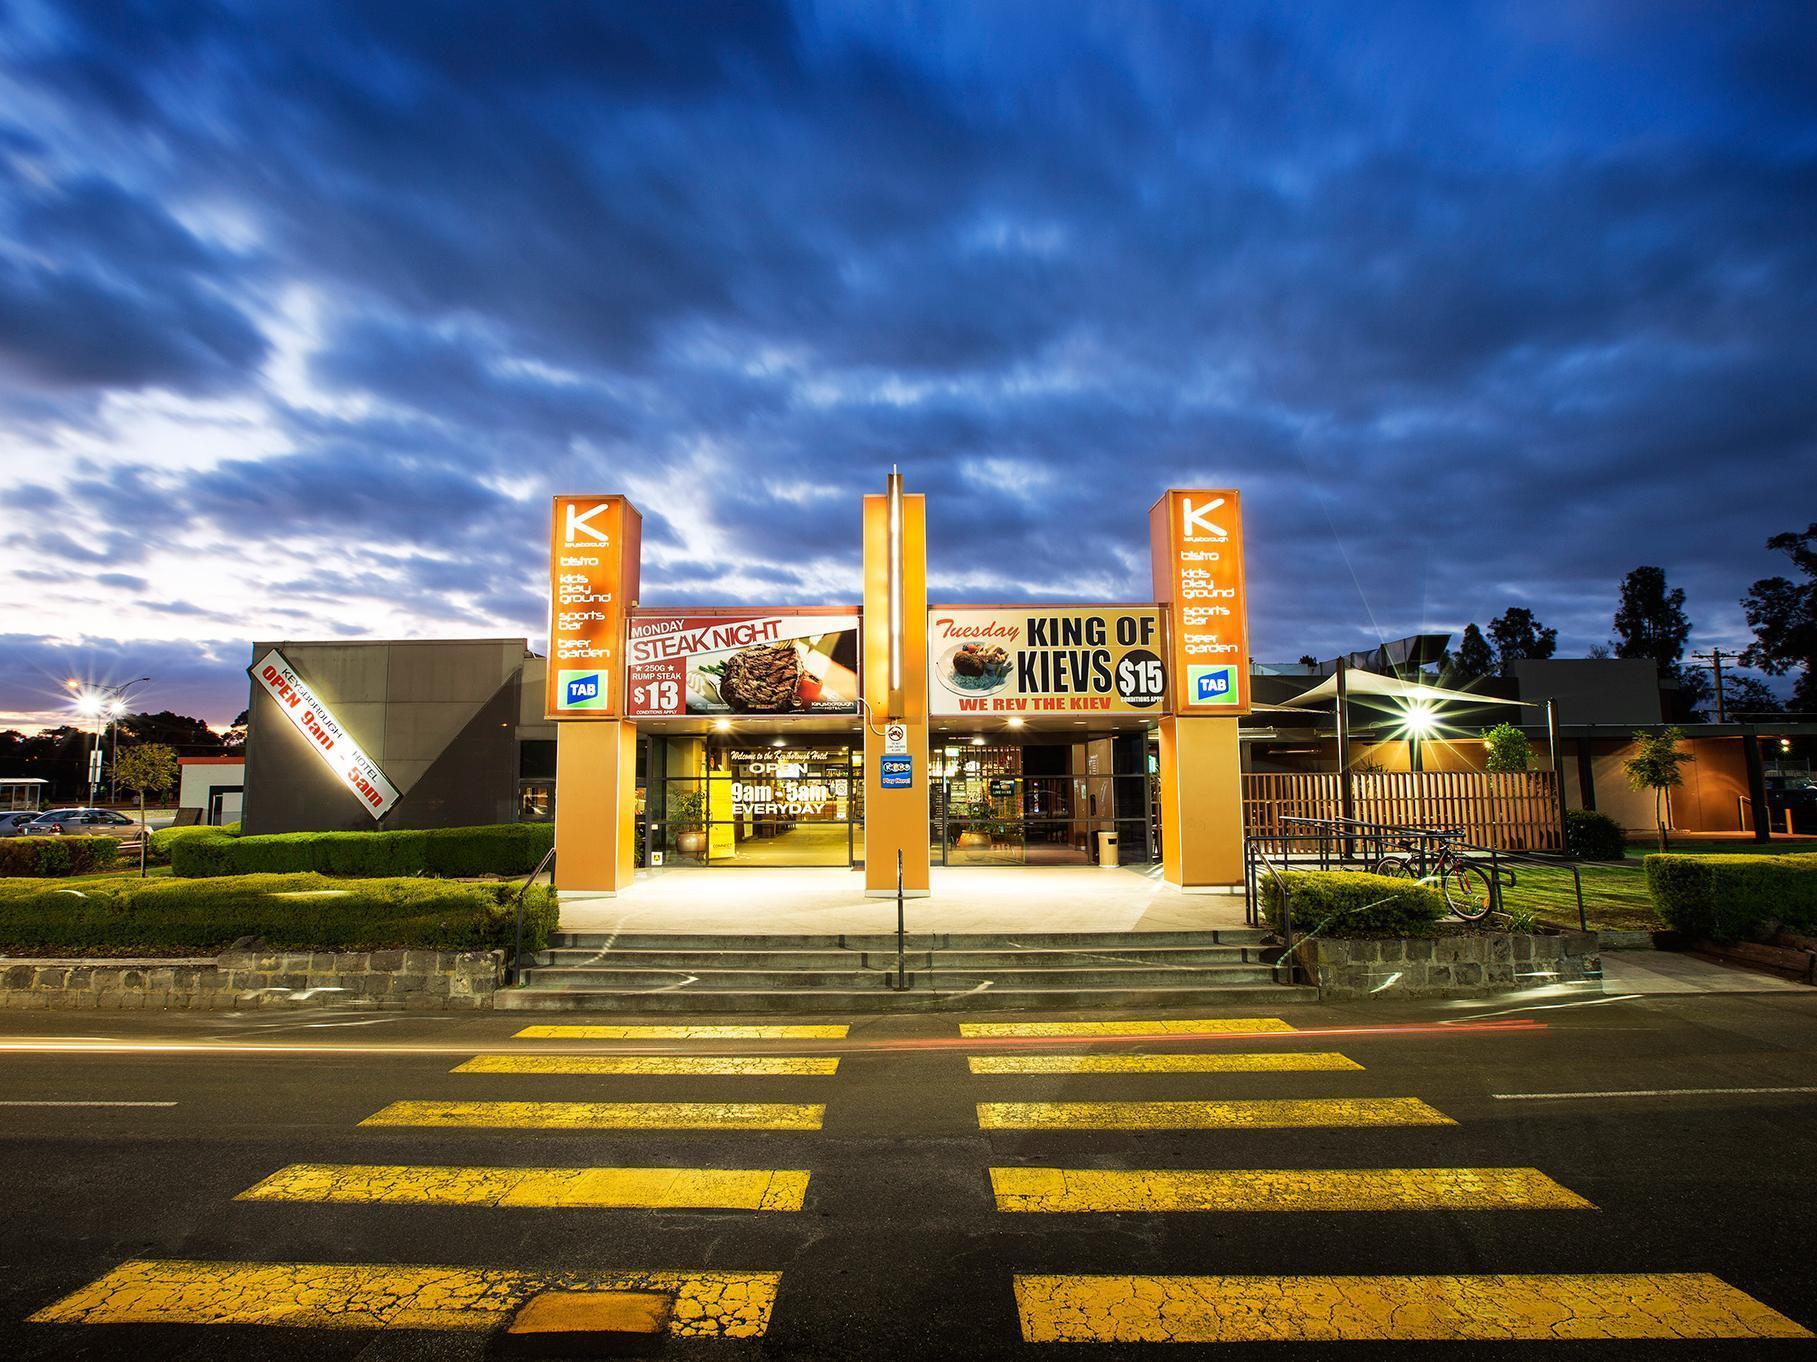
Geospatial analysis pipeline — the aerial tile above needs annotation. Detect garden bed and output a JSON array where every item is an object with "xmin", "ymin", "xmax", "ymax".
[{"xmin": 0, "ymin": 873, "xmax": 557, "ymax": 953}]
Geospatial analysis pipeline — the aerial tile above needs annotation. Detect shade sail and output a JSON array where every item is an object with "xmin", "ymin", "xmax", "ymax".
[{"xmin": 1284, "ymin": 671, "xmax": 1541, "ymax": 708}]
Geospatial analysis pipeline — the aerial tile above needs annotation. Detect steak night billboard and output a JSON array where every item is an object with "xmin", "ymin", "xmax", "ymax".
[
  {"xmin": 624, "ymin": 611, "xmax": 860, "ymax": 718},
  {"xmin": 929, "ymin": 608, "xmax": 1167, "ymax": 715}
]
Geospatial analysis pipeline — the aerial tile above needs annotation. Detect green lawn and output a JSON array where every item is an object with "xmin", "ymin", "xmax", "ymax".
[{"xmin": 1499, "ymin": 838, "xmax": 1814, "ymax": 933}]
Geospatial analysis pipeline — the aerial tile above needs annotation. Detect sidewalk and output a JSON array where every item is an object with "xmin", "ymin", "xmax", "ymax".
[
  {"xmin": 1599, "ymin": 948, "xmax": 1813, "ymax": 995},
  {"xmin": 557, "ymin": 865, "xmax": 1254, "ymax": 936}
]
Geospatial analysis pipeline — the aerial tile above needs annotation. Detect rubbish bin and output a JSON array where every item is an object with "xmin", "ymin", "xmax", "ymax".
[{"xmin": 1096, "ymin": 831, "xmax": 1119, "ymax": 868}]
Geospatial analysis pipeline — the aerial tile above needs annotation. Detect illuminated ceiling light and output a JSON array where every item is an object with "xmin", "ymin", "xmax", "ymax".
[
  {"xmin": 771, "ymin": 737, "xmax": 786, "ymax": 747},
  {"xmin": 970, "ymin": 735, "xmax": 985, "ymax": 746},
  {"xmin": 1006, "ymin": 716, "xmax": 1024, "ymax": 729},
  {"xmin": 713, "ymin": 717, "xmax": 732, "ymax": 732}
]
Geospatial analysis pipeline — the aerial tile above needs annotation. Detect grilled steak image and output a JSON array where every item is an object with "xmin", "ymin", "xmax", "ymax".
[{"xmin": 719, "ymin": 641, "xmax": 804, "ymax": 711}]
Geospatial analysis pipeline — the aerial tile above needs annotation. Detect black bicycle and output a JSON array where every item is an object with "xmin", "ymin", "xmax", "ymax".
[{"xmin": 1373, "ymin": 831, "xmax": 1514, "ymax": 922}]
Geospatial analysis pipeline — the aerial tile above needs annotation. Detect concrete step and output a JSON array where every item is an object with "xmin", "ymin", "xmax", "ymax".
[
  {"xmin": 517, "ymin": 964, "xmax": 1282, "ymax": 991},
  {"xmin": 495, "ymin": 983, "xmax": 1312, "ymax": 1012},
  {"xmin": 535, "ymin": 945, "xmax": 1267, "ymax": 970},
  {"xmin": 546, "ymin": 929, "xmax": 1270, "ymax": 952}
]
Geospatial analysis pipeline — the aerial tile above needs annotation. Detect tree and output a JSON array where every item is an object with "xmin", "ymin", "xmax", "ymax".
[
  {"xmin": 114, "ymin": 743, "xmax": 177, "ymax": 877},
  {"xmin": 1487, "ymin": 608, "xmax": 1558, "ymax": 677},
  {"xmin": 1613, "ymin": 566, "xmax": 1691, "ymax": 677},
  {"xmin": 1623, "ymin": 727, "xmax": 1692, "ymax": 853},
  {"xmin": 220, "ymin": 710, "xmax": 250, "ymax": 753},
  {"xmin": 1480, "ymin": 722, "xmax": 1534, "ymax": 773},
  {"xmin": 1296, "ymin": 655, "xmax": 1318, "ymax": 668},
  {"xmin": 1741, "ymin": 522, "xmax": 1817, "ymax": 712},
  {"xmin": 117, "ymin": 711, "xmax": 224, "ymax": 755},
  {"xmin": 1722, "ymin": 675, "xmax": 1784, "ymax": 718},
  {"xmin": 1672, "ymin": 669, "xmax": 1713, "ymax": 724},
  {"xmin": 1446, "ymin": 624, "xmax": 1496, "ymax": 685}
]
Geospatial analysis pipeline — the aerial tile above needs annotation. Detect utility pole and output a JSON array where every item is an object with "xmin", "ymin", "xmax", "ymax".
[{"xmin": 1690, "ymin": 649, "xmax": 1729, "ymax": 724}]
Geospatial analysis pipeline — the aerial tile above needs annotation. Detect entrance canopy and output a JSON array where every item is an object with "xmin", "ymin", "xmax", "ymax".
[{"xmin": 1284, "ymin": 671, "xmax": 1541, "ymax": 708}]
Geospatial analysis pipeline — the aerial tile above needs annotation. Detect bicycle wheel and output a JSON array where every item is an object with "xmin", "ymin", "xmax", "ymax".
[
  {"xmin": 1374, "ymin": 856, "xmax": 1415, "ymax": 879},
  {"xmin": 1445, "ymin": 864, "xmax": 1496, "ymax": 922}
]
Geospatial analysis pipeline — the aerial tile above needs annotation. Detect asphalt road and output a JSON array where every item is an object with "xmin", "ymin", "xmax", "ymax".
[{"xmin": 1, "ymin": 989, "xmax": 1815, "ymax": 1360}]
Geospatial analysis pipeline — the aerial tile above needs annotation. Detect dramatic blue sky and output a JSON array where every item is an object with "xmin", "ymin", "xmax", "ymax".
[{"xmin": 2, "ymin": 0, "xmax": 1814, "ymax": 727}]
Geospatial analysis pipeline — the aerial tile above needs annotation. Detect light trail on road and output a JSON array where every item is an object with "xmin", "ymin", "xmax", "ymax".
[{"xmin": 0, "ymin": 1018, "xmax": 1548, "ymax": 1060}]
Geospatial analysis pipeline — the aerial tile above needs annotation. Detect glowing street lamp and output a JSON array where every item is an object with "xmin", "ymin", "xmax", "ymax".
[{"xmin": 1396, "ymin": 699, "xmax": 1441, "ymax": 774}]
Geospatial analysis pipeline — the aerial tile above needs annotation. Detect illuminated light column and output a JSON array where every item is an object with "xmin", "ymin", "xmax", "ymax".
[
  {"xmin": 1150, "ymin": 488, "xmax": 1251, "ymax": 890},
  {"xmin": 863, "ymin": 479, "xmax": 930, "ymax": 897},
  {"xmin": 548, "ymin": 494, "xmax": 642, "ymax": 895}
]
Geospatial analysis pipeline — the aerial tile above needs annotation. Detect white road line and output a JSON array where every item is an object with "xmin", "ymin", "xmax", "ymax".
[
  {"xmin": 0, "ymin": 1100, "xmax": 178, "ymax": 1107},
  {"xmin": 1493, "ymin": 1086, "xmax": 1817, "ymax": 1101}
]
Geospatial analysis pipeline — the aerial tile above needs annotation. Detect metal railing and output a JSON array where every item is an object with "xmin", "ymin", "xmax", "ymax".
[
  {"xmin": 1244, "ymin": 814, "xmax": 1587, "ymax": 934},
  {"xmin": 509, "ymin": 845, "xmax": 556, "ymax": 986}
]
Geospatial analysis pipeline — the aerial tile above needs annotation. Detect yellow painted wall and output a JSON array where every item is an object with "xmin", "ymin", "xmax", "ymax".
[
  {"xmin": 553, "ymin": 720, "xmax": 636, "ymax": 893},
  {"xmin": 1157, "ymin": 717, "xmax": 1244, "ymax": 887},
  {"xmin": 862, "ymin": 492, "xmax": 930, "ymax": 895}
]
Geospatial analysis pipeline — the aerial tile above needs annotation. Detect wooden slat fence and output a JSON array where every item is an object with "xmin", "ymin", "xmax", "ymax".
[{"xmin": 1243, "ymin": 771, "xmax": 1562, "ymax": 852}]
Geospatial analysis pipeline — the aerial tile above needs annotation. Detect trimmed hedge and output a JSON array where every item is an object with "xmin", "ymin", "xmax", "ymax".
[
  {"xmin": 164, "ymin": 822, "xmax": 554, "ymax": 879},
  {"xmin": 1564, "ymin": 809, "xmax": 1626, "ymax": 862},
  {"xmin": 0, "ymin": 837, "xmax": 120, "ymax": 878},
  {"xmin": 1645, "ymin": 853, "xmax": 1817, "ymax": 942},
  {"xmin": 0, "ymin": 874, "xmax": 559, "ymax": 952},
  {"xmin": 1261, "ymin": 870, "xmax": 1447, "ymax": 938}
]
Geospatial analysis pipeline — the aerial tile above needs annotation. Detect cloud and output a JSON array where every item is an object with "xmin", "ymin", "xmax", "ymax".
[{"xmin": 0, "ymin": 0, "xmax": 1813, "ymax": 718}]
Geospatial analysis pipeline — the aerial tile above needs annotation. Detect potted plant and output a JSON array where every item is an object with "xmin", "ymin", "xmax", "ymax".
[
  {"xmin": 953, "ymin": 798, "xmax": 1009, "ymax": 850},
  {"xmin": 668, "ymin": 788, "xmax": 708, "ymax": 858}
]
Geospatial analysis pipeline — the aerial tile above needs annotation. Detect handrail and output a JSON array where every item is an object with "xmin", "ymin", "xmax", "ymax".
[{"xmin": 509, "ymin": 845, "xmax": 556, "ymax": 986}]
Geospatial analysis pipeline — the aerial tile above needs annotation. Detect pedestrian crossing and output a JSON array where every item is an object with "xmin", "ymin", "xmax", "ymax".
[
  {"xmin": 25, "ymin": 1007, "xmax": 1815, "ymax": 1348},
  {"xmin": 240, "ymin": 1162, "xmax": 811, "ymax": 1210},
  {"xmin": 978, "ymin": 1096, "xmax": 1454, "ymax": 1129},
  {"xmin": 973, "ymin": 1013, "xmax": 1811, "ymax": 1344},
  {"xmin": 30, "ymin": 1260, "xmax": 781, "ymax": 1336},
  {"xmin": 455, "ymin": 1054, "xmax": 839, "ymax": 1075},
  {"xmin": 31, "ymin": 1019, "xmax": 828, "ymax": 1345},
  {"xmin": 361, "ymin": 1098, "xmax": 826, "ymax": 1129},
  {"xmin": 970, "ymin": 1051, "xmax": 1359, "ymax": 1073},
  {"xmin": 989, "ymin": 1166, "xmax": 1594, "ymax": 1213}
]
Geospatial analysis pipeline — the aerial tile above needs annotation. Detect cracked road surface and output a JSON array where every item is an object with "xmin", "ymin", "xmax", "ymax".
[{"xmin": 1, "ymin": 988, "xmax": 1815, "ymax": 1357}]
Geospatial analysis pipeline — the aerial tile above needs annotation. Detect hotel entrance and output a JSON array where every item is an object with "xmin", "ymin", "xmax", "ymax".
[
  {"xmin": 641, "ymin": 733, "xmax": 862, "ymax": 868},
  {"xmin": 933, "ymin": 731, "xmax": 1157, "ymax": 866}
]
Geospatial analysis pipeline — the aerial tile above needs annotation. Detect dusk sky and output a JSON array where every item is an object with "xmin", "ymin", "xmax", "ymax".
[{"xmin": 2, "ymin": 0, "xmax": 1814, "ymax": 729}]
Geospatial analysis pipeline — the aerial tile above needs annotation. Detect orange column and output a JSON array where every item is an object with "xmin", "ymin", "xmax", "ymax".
[
  {"xmin": 553, "ymin": 719, "xmax": 637, "ymax": 893},
  {"xmin": 862, "ymin": 491, "xmax": 930, "ymax": 897},
  {"xmin": 1150, "ymin": 487, "xmax": 1251, "ymax": 890},
  {"xmin": 1157, "ymin": 715, "xmax": 1245, "ymax": 889}
]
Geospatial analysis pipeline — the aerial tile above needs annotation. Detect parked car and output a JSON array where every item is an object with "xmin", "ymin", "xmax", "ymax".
[
  {"xmin": 0, "ymin": 811, "xmax": 44, "ymax": 836},
  {"xmin": 21, "ymin": 808, "xmax": 139, "ymax": 838}
]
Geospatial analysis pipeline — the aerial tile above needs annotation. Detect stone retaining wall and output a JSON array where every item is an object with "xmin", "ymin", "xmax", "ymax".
[
  {"xmin": 1306, "ymin": 931, "xmax": 1601, "ymax": 1000},
  {"xmin": 0, "ymin": 947, "xmax": 505, "ymax": 1010}
]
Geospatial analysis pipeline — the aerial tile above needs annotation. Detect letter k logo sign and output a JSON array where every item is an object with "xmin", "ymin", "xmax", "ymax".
[
  {"xmin": 566, "ymin": 502, "xmax": 611, "ymax": 544},
  {"xmin": 1182, "ymin": 496, "xmax": 1227, "ymax": 539}
]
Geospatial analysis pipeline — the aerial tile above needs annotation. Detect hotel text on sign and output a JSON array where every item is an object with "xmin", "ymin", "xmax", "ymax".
[
  {"xmin": 250, "ymin": 649, "xmax": 400, "ymax": 818},
  {"xmin": 547, "ymin": 495, "xmax": 641, "ymax": 719},
  {"xmin": 1149, "ymin": 489, "xmax": 1250, "ymax": 714}
]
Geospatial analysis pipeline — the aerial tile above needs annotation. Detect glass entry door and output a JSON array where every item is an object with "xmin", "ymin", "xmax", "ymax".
[
  {"xmin": 934, "ymin": 738, "xmax": 1155, "ymax": 866},
  {"xmin": 647, "ymin": 739, "xmax": 859, "ymax": 867}
]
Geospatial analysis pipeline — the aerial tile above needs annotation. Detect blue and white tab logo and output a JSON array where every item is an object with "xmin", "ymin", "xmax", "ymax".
[
  {"xmin": 1187, "ymin": 664, "xmax": 1239, "ymax": 706},
  {"xmin": 558, "ymin": 670, "xmax": 608, "ymax": 710}
]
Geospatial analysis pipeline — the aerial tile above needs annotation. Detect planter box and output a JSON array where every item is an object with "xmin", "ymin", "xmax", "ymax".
[{"xmin": 1302, "ymin": 930, "xmax": 1601, "ymax": 1000}]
